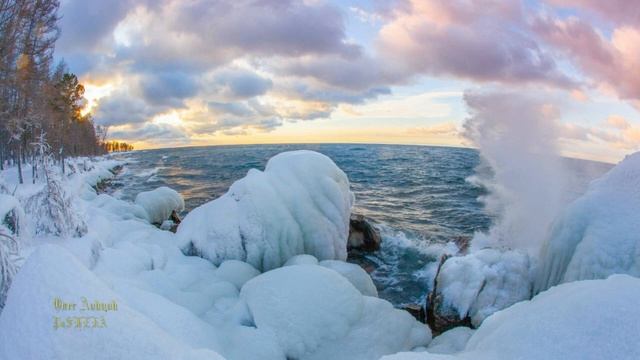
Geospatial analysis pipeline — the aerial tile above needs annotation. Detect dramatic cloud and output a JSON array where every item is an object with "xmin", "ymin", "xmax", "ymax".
[
  {"xmin": 532, "ymin": 14, "xmax": 640, "ymax": 101},
  {"xmin": 378, "ymin": 0, "xmax": 575, "ymax": 87},
  {"xmin": 56, "ymin": 0, "xmax": 639, "ymax": 157}
]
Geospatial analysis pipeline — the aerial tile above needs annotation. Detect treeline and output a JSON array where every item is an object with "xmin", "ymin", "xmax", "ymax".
[
  {"xmin": 0, "ymin": 0, "xmax": 108, "ymax": 183},
  {"xmin": 103, "ymin": 141, "xmax": 133, "ymax": 153}
]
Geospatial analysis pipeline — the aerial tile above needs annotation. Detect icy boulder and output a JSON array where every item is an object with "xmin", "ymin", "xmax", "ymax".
[
  {"xmin": 319, "ymin": 260, "xmax": 378, "ymax": 297},
  {"xmin": 536, "ymin": 151, "xmax": 640, "ymax": 292},
  {"xmin": 177, "ymin": 150, "xmax": 354, "ymax": 271},
  {"xmin": 135, "ymin": 186, "xmax": 185, "ymax": 225},
  {"xmin": 428, "ymin": 249, "xmax": 533, "ymax": 329},
  {"xmin": 0, "ymin": 245, "xmax": 224, "ymax": 360},
  {"xmin": 214, "ymin": 260, "xmax": 260, "ymax": 289},
  {"xmin": 382, "ymin": 275, "xmax": 640, "ymax": 360},
  {"xmin": 240, "ymin": 265, "xmax": 430, "ymax": 360}
]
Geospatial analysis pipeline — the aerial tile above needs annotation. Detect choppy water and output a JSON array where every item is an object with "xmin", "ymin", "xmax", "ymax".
[{"xmin": 110, "ymin": 144, "xmax": 611, "ymax": 306}]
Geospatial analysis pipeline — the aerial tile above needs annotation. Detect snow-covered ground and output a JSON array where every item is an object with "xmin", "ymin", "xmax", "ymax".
[
  {"xmin": 1, "ymin": 150, "xmax": 639, "ymax": 360},
  {"xmin": 0, "ymin": 151, "xmax": 429, "ymax": 360}
]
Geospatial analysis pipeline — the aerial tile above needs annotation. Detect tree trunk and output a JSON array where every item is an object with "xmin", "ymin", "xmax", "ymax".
[{"xmin": 17, "ymin": 145, "xmax": 23, "ymax": 184}]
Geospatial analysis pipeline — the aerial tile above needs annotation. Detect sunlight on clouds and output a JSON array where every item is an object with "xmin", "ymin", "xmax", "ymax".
[
  {"xmin": 335, "ymin": 91, "xmax": 462, "ymax": 119},
  {"xmin": 81, "ymin": 83, "xmax": 115, "ymax": 116}
]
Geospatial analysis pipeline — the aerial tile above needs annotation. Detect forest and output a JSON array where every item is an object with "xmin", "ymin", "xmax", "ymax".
[{"xmin": 0, "ymin": 0, "xmax": 132, "ymax": 183}]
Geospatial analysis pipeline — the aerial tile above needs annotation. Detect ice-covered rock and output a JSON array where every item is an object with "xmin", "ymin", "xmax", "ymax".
[
  {"xmin": 241, "ymin": 265, "xmax": 430, "ymax": 360},
  {"xmin": 214, "ymin": 260, "xmax": 260, "ymax": 289},
  {"xmin": 428, "ymin": 249, "xmax": 532, "ymax": 330},
  {"xmin": 0, "ymin": 245, "xmax": 225, "ymax": 360},
  {"xmin": 135, "ymin": 186, "xmax": 185, "ymax": 225},
  {"xmin": 177, "ymin": 150, "xmax": 354, "ymax": 271},
  {"xmin": 536, "ymin": 152, "xmax": 640, "ymax": 292},
  {"xmin": 383, "ymin": 275, "xmax": 640, "ymax": 360},
  {"xmin": 284, "ymin": 254, "xmax": 319, "ymax": 266},
  {"xmin": 319, "ymin": 260, "xmax": 378, "ymax": 297}
]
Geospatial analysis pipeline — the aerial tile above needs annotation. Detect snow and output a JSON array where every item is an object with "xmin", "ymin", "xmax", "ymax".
[
  {"xmin": 383, "ymin": 275, "xmax": 640, "ymax": 360},
  {"xmin": 134, "ymin": 186, "xmax": 185, "ymax": 225},
  {"xmin": 0, "ymin": 245, "xmax": 225, "ymax": 360},
  {"xmin": 284, "ymin": 254, "xmax": 319, "ymax": 266},
  {"xmin": 214, "ymin": 260, "xmax": 260, "ymax": 289},
  {"xmin": 434, "ymin": 248, "xmax": 533, "ymax": 326},
  {"xmin": 536, "ymin": 151, "xmax": 640, "ymax": 292},
  {"xmin": 241, "ymin": 265, "xmax": 431, "ymax": 360},
  {"xmin": 177, "ymin": 150, "xmax": 354, "ymax": 271},
  {"xmin": 319, "ymin": 260, "xmax": 378, "ymax": 297},
  {"xmin": 427, "ymin": 327, "xmax": 474, "ymax": 354}
]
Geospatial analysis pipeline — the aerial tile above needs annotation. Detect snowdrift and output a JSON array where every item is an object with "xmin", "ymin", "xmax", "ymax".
[
  {"xmin": 383, "ymin": 275, "xmax": 640, "ymax": 359},
  {"xmin": 0, "ymin": 245, "xmax": 225, "ymax": 360},
  {"xmin": 135, "ymin": 186, "xmax": 185, "ymax": 225},
  {"xmin": 536, "ymin": 151, "xmax": 640, "ymax": 292},
  {"xmin": 241, "ymin": 265, "xmax": 431, "ymax": 360},
  {"xmin": 177, "ymin": 150, "xmax": 354, "ymax": 271}
]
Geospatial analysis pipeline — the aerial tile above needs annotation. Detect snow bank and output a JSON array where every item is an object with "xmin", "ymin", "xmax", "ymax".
[
  {"xmin": 433, "ymin": 249, "xmax": 532, "ymax": 327},
  {"xmin": 427, "ymin": 327, "xmax": 474, "ymax": 355},
  {"xmin": 214, "ymin": 260, "xmax": 260, "ymax": 289},
  {"xmin": 319, "ymin": 260, "xmax": 378, "ymax": 297},
  {"xmin": 383, "ymin": 275, "xmax": 640, "ymax": 360},
  {"xmin": 0, "ymin": 245, "xmax": 225, "ymax": 360},
  {"xmin": 135, "ymin": 186, "xmax": 185, "ymax": 225},
  {"xmin": 536, "ymin": 151, "xmax": 640, "ymax": 292},
  {"xmin": 177, "ymin": 150, "xmax": 354, "ymax": 271},
  {"xmin": 241, "ymin": 265, "xmax": 431, "ymax": 360}
]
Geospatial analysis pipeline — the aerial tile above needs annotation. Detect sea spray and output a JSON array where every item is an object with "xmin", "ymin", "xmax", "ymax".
[{"xmin": 462, "ymin": 90, "xmax": 567, "ymax": 254}]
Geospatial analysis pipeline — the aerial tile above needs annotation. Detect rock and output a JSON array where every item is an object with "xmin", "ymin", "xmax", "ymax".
[
  {"xmin": 402, "ymin": 304, "xmax": 425, "ymax": 323},
  {"xmin": 425, "ymin": 254, "xmax": 473, "ymax": 335},
  {"xmin": 348, "ymin": 214, "xmax": 381, "ymax": 252}
]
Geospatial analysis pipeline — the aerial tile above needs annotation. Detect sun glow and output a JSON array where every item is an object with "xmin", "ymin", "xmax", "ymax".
[{"xmin": 81, "ymin": 83, "xmax": 115, "ymax": 116}]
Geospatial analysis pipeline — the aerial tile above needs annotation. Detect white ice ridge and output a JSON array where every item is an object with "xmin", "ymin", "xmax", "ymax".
[
  {"xmin": 135, "ymin": 186, "xmax": 185, "ymax": 225},
  {"xmin": 176, "ymin": 150, "xmax": 354, "ymax": 271},
  {"xmin": 383, "ymin": 275, "xmax": 640, "ymax": 360},
  {"xmin": 535, "ymin": 151, "xmax": 640, "ymax": 292}
]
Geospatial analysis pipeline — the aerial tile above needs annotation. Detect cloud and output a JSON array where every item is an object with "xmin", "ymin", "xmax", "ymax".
[
  {"xmin": 139, "ymin": 72, "xmax": 199, "ymax": 107},
  {"xmin": 546, "ymin": 0, "xmax": 640, "ymax": 25},
  {"xmin": 109, "ymin": 122, "xmax": 189, "ymax": 142},
  {"xmin": 93, "ymin": 91, "xmax": 158, "ymax": 126},
  {"xmin": 377, "ymin": 0, "xmax": 576, "ymax": 87},
  {"xmin": 532, "ymin": 14, "xmax": 640, "ymax": 101},
  {"xmin": 211, "ymin": 70, "xmax": 273, "ymax": 99}
]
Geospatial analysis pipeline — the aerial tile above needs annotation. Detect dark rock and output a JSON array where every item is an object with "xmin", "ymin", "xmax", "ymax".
[
  {"xmin": 348, "ymin": 214, "xmax": 381, "ymax": 252},
  {"xmin": 169, "ymin": 210, "xmax": 181, "ymax": 233},
  {"xmin": 426, "ymin": 254, "xmax": 473, "ymax": 335},
  {"xmin": 403, "ymin": 304, "xmax": 426, "ymax": 323}
]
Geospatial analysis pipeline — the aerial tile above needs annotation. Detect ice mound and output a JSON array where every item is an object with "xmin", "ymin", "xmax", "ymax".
[
  {"xmin": 0, "ymin": 245, "xmax": 225, "ymax": 360},
  {"xmin": 382, "ymin": 275, "xmax": 640, "ymax": 360},
  {"xmin": 431, "ymin": 248, "xmax": 533, "ymax": 327},
  {"xmin": 214, "ymin": 260, "xmax": 260, "ymax": 289},
  {"xmin": 241, "ymin": 265, "xmax": 431, "ymax": 360},
  {"xmin": 135, "ymin": 186, "xmax": 185, "ymax": 225},
  {"xmin": 536, "ymin": 151, "xmax": 640, "ymax": 292},
  {"xmin": 319, "ymin": 260, "xmax": 378, "ymax": 297},
  {"xmin": 427, "ymin": 327, "xmax": 475, "ymax": 354},
  {"xmin": 177, "ymin": 150, "xmax": 354, "ymax": 271}
]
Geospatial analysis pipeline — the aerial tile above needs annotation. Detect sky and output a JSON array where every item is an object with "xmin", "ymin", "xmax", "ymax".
[{"xmin": 56, "ymin": 0, "xmax": 640, "ymax": 163}]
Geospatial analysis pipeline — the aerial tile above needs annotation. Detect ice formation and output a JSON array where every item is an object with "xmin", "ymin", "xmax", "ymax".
[
  {"xmin": 319, "ymin": 260, "xmax": 378, "ymax": 297},
  {"xmin": 241, "ymin": 265, "xmax": 431, "ymax": 360},
  {"xmin": 384, "ymin": 275, "xmax": 640, "ymax": 360},
  {"xmin": 177, "ymin": 150, "xmax": 354, "ymax": 271},
  {"xmin": 433, "ymin": 248, "xmax": 533, "ymax": 326},
  {"xmin": 536, "ymin": 152, "xmax": 640, "ymax": 292},
  {"xmin": 135, "ymin": 186, "xmax": 185, "ymax": 225}
]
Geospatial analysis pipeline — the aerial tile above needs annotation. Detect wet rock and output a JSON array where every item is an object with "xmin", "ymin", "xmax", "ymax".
[{"xmin": 348, "ymin": 214, "xmax": 381, "ymax": 252}]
